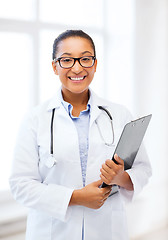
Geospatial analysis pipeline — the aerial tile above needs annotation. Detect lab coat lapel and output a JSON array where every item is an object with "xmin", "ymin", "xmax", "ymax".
[
  {"xmin": 89, "ymin": 89, "xmax": 107, "ymax": 127},
  {"xmin": 47, "ymin": 89, "xmax": 71, "ymax": 120}
]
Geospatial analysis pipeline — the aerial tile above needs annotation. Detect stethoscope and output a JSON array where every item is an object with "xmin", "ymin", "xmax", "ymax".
[
  {"xmin": 45, "ymin": 106, "xmax": 114, "ymax": 168},
  {"xmin": 96, "ymin": 106, "xmax": 114, "ymax": 146}
]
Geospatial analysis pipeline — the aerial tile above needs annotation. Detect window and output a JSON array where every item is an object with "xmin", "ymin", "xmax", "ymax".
[
  {"xmin": 0, "ymin": 0, "xmax": 35, "ymax": 20},
  {"xmin": 0, "ymin": 0, "xmax": 134, "ymax": 191},
  {"xmin": 0, "ymin": 32, "xmax": 33, "ymax": 190}
]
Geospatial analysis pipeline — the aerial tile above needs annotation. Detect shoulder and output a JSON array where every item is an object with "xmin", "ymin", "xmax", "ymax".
[
  {"xmin": 21, "ymin": 96, "xmax": 57, "ymax": 129},
  {"xmin": 26, "ymin": 99, "xmax": 51, "ymax": 119}
]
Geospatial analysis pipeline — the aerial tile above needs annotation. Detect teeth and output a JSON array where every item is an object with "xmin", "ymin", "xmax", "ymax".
[{"xmin": 70, "ymin": 77, "xmax": 84, "ymax": 81}]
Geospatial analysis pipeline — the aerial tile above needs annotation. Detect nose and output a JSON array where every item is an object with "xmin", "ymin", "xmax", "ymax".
[{"xmin": 71, "ymin": 59, "xmax": 83, "ymax": 73}]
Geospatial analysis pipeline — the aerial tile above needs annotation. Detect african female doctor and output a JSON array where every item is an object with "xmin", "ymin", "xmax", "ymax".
[{"xmin": 9, "ymin": 30, "xmax": 152, "ymax": 240}]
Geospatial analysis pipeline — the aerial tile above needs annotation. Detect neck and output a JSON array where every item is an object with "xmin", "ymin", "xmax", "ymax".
[
  {"xmin": 61, "ymin": 88, "xmax": 89, "ymax": 107},
  {"xmin": 61, "ymin": 88, "xmax": 90, "ymax": 117}
]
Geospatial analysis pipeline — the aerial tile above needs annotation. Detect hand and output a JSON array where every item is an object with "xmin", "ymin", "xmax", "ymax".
[
  {"xmin": 100, "ymin": 154, "xmax": 125, "ymax": 186},
  {"xmin": 69, "ymin": 179, "xmax": 112, "ymax": 209}
]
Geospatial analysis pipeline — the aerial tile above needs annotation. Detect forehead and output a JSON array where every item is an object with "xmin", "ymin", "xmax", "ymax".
[{"xmin": 57, "ymin": 37, "xmax": 94, "ymax": 56}]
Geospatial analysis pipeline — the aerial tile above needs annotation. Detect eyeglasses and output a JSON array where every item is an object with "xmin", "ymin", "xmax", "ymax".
[{"xmin": 53, "ymin": 56, "xmax": 96, "ymax": 69}]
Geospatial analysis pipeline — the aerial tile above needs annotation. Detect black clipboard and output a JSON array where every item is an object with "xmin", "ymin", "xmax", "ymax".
[{"xmin": 101, "ymin": 114, "xmax": 152, "ymax": 189}]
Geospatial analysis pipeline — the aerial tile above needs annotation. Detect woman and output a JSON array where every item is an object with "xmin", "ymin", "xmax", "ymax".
[{"xmin": 9, "ymin": 30, "xmax": 152, "ymax": 240}]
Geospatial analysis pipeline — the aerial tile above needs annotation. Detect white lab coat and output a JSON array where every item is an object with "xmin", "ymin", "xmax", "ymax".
[{"xmin": 9, "ymin": 89, "xmax": 152, "ymax": 240}]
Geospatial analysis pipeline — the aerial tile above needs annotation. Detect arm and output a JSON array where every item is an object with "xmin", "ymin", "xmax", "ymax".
[{"xmin": 9, "ymin": 112, "xmax": 73, "ymax": 222}]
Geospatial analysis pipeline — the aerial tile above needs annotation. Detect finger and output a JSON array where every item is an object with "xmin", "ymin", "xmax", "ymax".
[
  {"xmin": 101, "ymin": 163, "xmax": 112, "ymax": 174},
  {"xmin": 114, "ymin": 154, "xmax": 124, "ymax": 165},
  {"xmin": 100, "ymin": 167, "xmax": 115, "ymax": 180},
  {"xmin": 100, "ymin": 168, "xmax": 113, "ymax": 181},
  {"xmin": 105, "ymin": 159, "xmax": 119, "ymax": 171},
  {"xmin": 105, "ymin": 159, "xmax": 114, "ymax": 168},
  {"xmin": 100, "ymin": 165, "xmax": 110, "ymax": 176},
  {"xmin": 104, "ymin": 188, "xmax": 112, "ymax": 197},
  {"xmin": 101, "ymin": 189, "xmax": 112, "ymax": 202},
  {"xmin": 100, "ymin": 173, "xmax": 114, "ymax": 186},
  {"xmin": 99, "ymin": 201, "xmax": 104, "ymax": 207},
  {"xmin": 102, "ymin": 162, "xmax": 118, "ymax": 174},
  {"xmin": 100, "ymin": 184, "xmax": 112, "ymax": 194},
  {"xmin": 103, "ymin": 193, "xmax": 111, "ymax": 201},
  {"xmin": 93, "ymin": 179, "xmax": 103, "ymax": 187}
]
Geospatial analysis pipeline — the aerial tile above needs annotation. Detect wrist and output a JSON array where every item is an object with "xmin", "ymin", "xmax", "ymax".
[
  {"xmin": 118, "ymin": 171, "xmax": 133, "ymax": 190},
  {"xmin": 69, "ymin": 188, "xmax": 83, "ymax": 206}
]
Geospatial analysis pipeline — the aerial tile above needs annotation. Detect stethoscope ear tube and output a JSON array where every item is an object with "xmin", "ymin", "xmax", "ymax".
[{"xmin": 98, "ymin": 106, "xmax": 113, "ymax": 120}]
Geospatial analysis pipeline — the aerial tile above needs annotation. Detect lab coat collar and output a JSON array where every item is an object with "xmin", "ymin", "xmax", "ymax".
[
  {"xmin": 46, "ymin": 88, "xmax": 108, "ymax": 120},
  {"xmin": 47, "ymin": 88, "xmax": 63, "ymax": 111},
  {"xmin": 89, "ymin": 90, "xmax": 109, "ymax": 126}
]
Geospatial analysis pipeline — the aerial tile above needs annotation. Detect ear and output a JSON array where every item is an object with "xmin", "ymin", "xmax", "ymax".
[
  {"xmin": 52, "ymin": 61, "xmax": 58, "ymax": 75},
  {"xmin": 94, "ymin": 59, "xmax": 97, "ymax": 73}
]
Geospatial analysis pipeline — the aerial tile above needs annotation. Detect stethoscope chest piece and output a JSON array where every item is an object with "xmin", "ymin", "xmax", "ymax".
[{"xmin": 45, "ymin": 155, "xmax": 57, "ymax": 168}]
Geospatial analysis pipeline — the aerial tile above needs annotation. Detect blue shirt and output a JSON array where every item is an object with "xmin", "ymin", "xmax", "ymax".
[
  {"xmin": 60, "ymin": 91, "xmax": 91, "ymax": 240},
  {"xmin": 60, "ymin": 92, "xmax": 91, "ymax": 187}
]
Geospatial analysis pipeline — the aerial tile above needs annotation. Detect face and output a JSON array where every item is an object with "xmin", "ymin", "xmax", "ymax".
[{"xmin": 52, "ymin": 37, "xmax": 97, "ymax": 97}]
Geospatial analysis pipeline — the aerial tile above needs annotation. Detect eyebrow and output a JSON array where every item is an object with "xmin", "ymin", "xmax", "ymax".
[
  {"xmin": 60, "ymin": 51, "xmax": 93, "ymax": 57},
  {"xmin": 60, "ymin": 52, "xmax": 72, "ymax": 57},
  {"xmin": 81, "ymin": 51, "xmax": 93, "ymax": 55}
]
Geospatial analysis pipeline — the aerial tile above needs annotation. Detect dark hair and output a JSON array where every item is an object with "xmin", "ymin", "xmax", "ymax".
[{"xmin": 52, "ymin": 30, "xmax": 96, "ymax": 60}]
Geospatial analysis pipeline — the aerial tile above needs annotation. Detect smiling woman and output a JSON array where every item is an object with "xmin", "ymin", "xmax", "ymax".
[{"xmin": 9, "ymin": 29, "xmax": 151, "ymax": 240}]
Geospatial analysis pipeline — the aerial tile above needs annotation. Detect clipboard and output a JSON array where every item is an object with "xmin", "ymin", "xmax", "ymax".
[{"xmin": 101, "ymin": 114, "xmax": 152, "ymax": 190}]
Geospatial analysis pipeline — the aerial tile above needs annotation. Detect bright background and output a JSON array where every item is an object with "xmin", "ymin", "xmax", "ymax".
[{"xmin": 0, "ymin": 0, "xmax": 167, "ymax": 239}]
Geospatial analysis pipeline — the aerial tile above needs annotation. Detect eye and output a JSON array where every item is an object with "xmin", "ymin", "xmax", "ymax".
[
  {"xmin": 81, "ymin": 56, "xmax": 92, "ymax": 62},
  {"xmin": 61, "ymin": 57, "xmax": 73, "ymax": 63}
]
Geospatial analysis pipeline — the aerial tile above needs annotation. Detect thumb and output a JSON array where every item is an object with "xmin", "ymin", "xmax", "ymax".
[
  {"xmin": 93, "ymin": 179, "xmax": 103, "ymax": 187},
  {"xmin": 114, "ymin": 153, "xmax": 124, "ymax": 165}
]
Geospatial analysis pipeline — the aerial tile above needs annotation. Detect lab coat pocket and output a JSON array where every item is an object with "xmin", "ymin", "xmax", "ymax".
[
  {"xmin": 38, "ymin": 144, "xmax": 58, "ymax": 169},
  {"xmin": 44, "ymin": 155, "xmax": 58, "ymax": 168},
  {"xmin": 39, "ymin": 148, "xmax": 82, "ymax": 187},
  {"xmin": 38, "ymin": 147, "xmax": 59, "ymax": 183}
]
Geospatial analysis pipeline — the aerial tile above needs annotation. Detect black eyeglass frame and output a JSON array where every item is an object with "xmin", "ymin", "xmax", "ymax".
[{"xmin": 53, "ymin": 56, "xmax": 96, "ymax": 69}]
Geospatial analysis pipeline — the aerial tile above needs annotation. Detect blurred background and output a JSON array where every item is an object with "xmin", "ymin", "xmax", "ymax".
[{"xmin": 0, "ymin": 0, "xmax": 167, "ymax": 239}]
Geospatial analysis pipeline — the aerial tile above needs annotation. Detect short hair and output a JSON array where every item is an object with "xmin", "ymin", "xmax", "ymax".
[{"xmin": 52, "ymin": 30, "xmax": 96, "ymax": 60}]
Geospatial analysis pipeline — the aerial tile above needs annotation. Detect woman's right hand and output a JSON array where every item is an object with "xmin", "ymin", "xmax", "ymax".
[{"xmin": 69, "ymin": 180, "xmax": 112, "ymax": 209}]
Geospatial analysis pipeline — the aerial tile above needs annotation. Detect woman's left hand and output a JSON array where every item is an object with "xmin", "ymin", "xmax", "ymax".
[
  {"xmin": 100, "ymin": 154, "xmax": 124, "ymax": 186},
  {"xmin": 100, "ymin": 154, "xmax": 134, "ymax": 190}
]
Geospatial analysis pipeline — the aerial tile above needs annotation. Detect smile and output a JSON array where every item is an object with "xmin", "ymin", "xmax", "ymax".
[{"xmin": 69, "ymin": 76, "xmax": 86, "ymax": 81}]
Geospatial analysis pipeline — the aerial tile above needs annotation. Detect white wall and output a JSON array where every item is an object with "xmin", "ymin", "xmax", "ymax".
[{"xmin": 126, "ymin": 0, "xmax": 168, "ymax": 238}]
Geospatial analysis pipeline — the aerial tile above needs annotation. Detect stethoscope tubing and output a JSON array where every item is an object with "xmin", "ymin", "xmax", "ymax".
[
  {"xmin": 50, "ymin": 105, "xmax": 114, "ymax": 155},
  {"xmin": 97, "ymin": 106, "xmax": 114, "ymax": 146},
  {"xmin": 50, "ymin": 108, "xmax": 55, "ymax": 155}
]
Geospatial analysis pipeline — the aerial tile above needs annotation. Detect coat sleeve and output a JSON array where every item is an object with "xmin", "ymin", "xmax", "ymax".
[
  {"xmin": 119, "ymin": 143, "xmax": 152, "ymax": 202},
  {"xmin": 9, "ymin": 110, "xmax": 74, "ymax": 222},
  {"xmin": 118, "ymin": 107, "xmax": 152, "ymax": 202}
]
